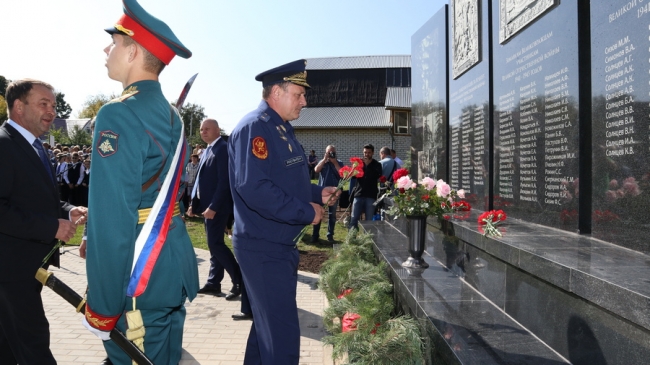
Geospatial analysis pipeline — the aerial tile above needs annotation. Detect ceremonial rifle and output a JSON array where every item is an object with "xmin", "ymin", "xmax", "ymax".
[{"xmin": 37, "ymin": 73, "xmax": 199, "ymax": 365}]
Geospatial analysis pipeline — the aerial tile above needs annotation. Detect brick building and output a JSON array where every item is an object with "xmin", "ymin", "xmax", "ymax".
[{"xmin": 293, "ymin": 55, "xmax": 411, "ymax": 166}]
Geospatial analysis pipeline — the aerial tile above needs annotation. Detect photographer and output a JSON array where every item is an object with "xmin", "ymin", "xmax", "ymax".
[{"xmin": 312, "ymin": 145, "xmax": 343, "ymax": 242}]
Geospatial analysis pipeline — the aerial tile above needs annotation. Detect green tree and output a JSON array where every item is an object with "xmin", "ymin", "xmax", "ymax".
[
  {"xmin": 175, "ymin": 102, "xmax": 206, "ymax": 139},
  {"xmin": 47, "ymin": 126, "xmax": 71, "ymax": 146},
  {"xmin": 0, "ymin": 95, "xmax": 7, "ymax": 123},
  {"xmin": 69, "ymin": 125, "xmax": 92, "ymax": 146},
  {"xmin": 77, "ymin": 93, "xmax": 118, "ymax": 119},
  {"xmin": 55, "ymin": 91, "xmax": 72, "ymax": 119},
  {"xmin": 0, "ymin": 76, "xmax": 9, "ymax": 98}
]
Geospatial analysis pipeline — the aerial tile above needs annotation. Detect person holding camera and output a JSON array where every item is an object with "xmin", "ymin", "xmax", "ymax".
[{"xmin": 312, "ymin": 145, "xmax": 343, "ymax": 242}]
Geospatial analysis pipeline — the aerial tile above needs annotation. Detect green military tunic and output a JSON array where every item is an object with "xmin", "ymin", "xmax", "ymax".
[{"xmin": 86, "ymin": 80, "xmax": 199, "ymax": 364}]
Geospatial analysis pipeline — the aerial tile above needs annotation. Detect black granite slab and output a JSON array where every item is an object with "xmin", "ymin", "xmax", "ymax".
[
  {"xmin": 411, "ymin": 6, "xmax": 449, "ymax": 181},
  {"xmin": 491, "ymin": 0, "xmax": 581, "ymax": 229},
  {"xmin": 364, "ymin": 221, "xmax": 570, "ymax": 365},
  {"xmin": 590, "ymin": 0, "xmax": 650, "ymax": 253},
  {"xmin": 447, "ymin": 0, "xmax": 490, "ymax": 211},
  {"xmin": 365, "ymin": 216, "xmax": 650, "ymax": 364}
]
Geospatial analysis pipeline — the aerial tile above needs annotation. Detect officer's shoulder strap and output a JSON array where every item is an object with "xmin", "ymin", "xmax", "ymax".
[
  {"xmin": 108, "ymin": 91, "xmax": 139, "ymax": 104},
  {"xmin": 259, "ymin": 112, "xmax": 271, "ymax": 122}
]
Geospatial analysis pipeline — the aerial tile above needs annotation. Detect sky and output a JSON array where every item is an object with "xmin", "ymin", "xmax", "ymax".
[{"xmin": 2, "ymin": 0, "xmax": 447, "ymax": 134}]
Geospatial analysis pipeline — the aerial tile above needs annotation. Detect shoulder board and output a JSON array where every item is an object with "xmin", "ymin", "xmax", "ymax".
[
  {"xmin": 109, "ymin": 91, "xmax": 139, "ymax": 104},
  {"xmin": 259, "ymin": 112, "xmax": 270, "ymax": 122}
]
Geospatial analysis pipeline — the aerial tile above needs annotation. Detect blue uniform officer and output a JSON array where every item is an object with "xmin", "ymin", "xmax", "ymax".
[{"xmin": 228, "ymin": 59, "xmax": 338, "ymax": 364}]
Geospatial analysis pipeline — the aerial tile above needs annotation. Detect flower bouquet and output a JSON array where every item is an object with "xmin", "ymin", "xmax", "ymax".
[
  {"xmin": 294, "ymin": 157, "xmax": 365, "ymax": 243},
  {"xmin": 384, "ymin": 168, "xmax": 466, "ymax": 220},
  {"xmin": 478, "ymin": 210, "xmax": 507, "ymax": 237}
]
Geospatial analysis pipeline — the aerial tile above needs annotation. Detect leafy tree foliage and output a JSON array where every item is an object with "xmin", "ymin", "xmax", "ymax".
[
  {"xmin": 69, "ymin": 125, "xmax": 92, "ymax": 146},
  {"xmin": 175, "ymin": 102, "xmax": 206, "ymax": 139},
  {"xmin": 0, "ymin": 95, "xmax": 7, "ymax": 123},
  {"xmin": 47, "ymin": 127, "xmax": 70, "ymax": 146},
  {"xmin": 0, "ymin": 76, "xmax": 9, "ymax": 98},
  {"xmin": 55, "ymin": 91, "xmax": 72, "ymax": 119},
  {"xmin": 78, "ymin": 93, "xmax": 118, "ymax": 119}
]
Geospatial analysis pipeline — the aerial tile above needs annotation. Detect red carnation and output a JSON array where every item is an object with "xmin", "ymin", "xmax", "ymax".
[
  {"xmin": 350, "ymin": 157, "xmax": 364, "ymax": 168},
  {"xmin": 338, "ymin": 166, "xmax": 353, "ymax": 178},
  {"xmin": 392, "ymin": 168, "xmax": 409, "ymax": 182},
  {"xmin": 353, "ymin": 166, "xmax": 365, "ymax": 178},
  {"xmin": 337, "ymin": 288, "xmax": 353, "ymax": 299},
  {"xmin": 399, "ymin": 188, "xmax": 405, "ymax": 194},
  {"xmin": 379, "ymin": 176, "xmax": 387, "ymax": 183},
  {"xmin": 422, "ymin": 195, "xmax": 429, "ymax": 201}
]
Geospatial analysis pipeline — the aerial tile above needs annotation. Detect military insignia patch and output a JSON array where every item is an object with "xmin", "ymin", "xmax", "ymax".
[
  {"xmin": 97, "ymin": 130, "xmax": 119, "ymax": 157},
  {"xmin": 252, "ymin": 136, "xmax": 268, "ymax": 159}
]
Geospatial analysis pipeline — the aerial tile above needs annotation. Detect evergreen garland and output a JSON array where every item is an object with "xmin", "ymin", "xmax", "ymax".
[{"xmin": 319, "ymin": 231, "xmax": 425, "ymax": 364}]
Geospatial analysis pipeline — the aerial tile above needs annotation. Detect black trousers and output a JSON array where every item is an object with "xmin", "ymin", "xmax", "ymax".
[
  {"xmin": 204, "ymin": 212, "xmax": 242, "ymax": 289},
  {"xmin": 0, "ymin": 279, "xmax": 56, "ymax": 365}
]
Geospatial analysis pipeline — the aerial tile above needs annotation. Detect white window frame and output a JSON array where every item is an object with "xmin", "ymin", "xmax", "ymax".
[{"xmin": 393, "ymin": 110, "xmax": 410, "ymax": 135}]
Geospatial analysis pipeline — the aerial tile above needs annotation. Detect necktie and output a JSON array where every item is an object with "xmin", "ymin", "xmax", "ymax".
[
  {"xmin": 191, "ymin": 147, "xmax": 209, "ymax": 199},
  {"xmin": 33, "ymin": 139, "xmax": 54, "ymax": 182}
]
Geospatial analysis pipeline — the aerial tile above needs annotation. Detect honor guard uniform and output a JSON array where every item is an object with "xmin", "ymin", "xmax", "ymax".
[
  {"xmin": 228, "ymin": 60, "xmax": 325, "ymax": 364},
  {"xmin": 84, "ymin": 1, "xmax": 199, "ymax": 364}
]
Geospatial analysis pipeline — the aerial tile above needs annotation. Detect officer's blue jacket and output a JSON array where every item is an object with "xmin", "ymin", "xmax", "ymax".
[{"xmin": 228, "ymin": 100, "xmax": 323, "ymax": 249}]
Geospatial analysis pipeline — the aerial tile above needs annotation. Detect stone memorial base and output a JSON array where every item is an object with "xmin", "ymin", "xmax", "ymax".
[{"xmin": 361, "ymin": 215, "xmax": 650, "ymax": 364}]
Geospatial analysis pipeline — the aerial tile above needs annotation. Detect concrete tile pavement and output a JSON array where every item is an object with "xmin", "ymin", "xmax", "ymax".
[{"xmin": 42, "ymin": 246, "xmax": 332, "ymax": 365}]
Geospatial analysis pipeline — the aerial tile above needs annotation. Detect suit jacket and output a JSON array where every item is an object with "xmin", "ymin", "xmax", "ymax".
[
  {"xmin": 0, "ymin": 122, "xmax": 71, "ymax": 281},
  {"xmin": 192, "ymin": 137, "xmax": 233, "ymax": 215}
]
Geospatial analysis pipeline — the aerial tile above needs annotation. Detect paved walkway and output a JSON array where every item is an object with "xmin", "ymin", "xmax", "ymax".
[{"xmin": 42, "ymin": 246, "xmax": 331, "ymax": 365}]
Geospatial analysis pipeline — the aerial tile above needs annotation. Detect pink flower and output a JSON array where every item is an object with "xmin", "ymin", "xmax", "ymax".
[
  {"xmin": 609, "ymin": 179, "xmax": 618, "ymax": 189},
  {"xmin": 622, "ymin": 179, "xmax": 641, "ymax": 196},
  {"xmin": 420, "ymin": 177, "xmax": 436, "ymax": 190},
  {"xmin": 436, "ymin": 179, "xmax": 451, "ymax": 198},
  {"xmin": 457, "ymin": 189, "xmax": 466, "ymax": 199},
  {"xmin": 605, "ymin": 190, "xmax": 617, "ymax": 202},
  {"xmin": 396, "ymin": 176, "xmax": 415, "ymax": 190}
]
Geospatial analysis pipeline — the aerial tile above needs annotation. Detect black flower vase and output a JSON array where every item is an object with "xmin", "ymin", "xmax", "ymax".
[{"xmin": 402, "ymin": 215, "xmax": 429, "ymax": 268}]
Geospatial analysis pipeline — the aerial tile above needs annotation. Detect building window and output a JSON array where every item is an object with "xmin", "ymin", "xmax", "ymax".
[{"xmin": 393, "ymin": 111, "xmax": 410, "ymax": 135}]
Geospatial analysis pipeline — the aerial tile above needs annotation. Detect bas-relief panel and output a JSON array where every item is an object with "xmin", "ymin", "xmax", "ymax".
[
  {"xmin": 449, "ymin": 0, "xmax": 490, "ymax": 211},
  {"xmin": 412, "ymin": 6, "xmax": 448, "ymax": 181},
  {"xmin": 591, "ymin": 1, "xmax": 650, "ymax": 252},
  {"xmin": 492, "ymin": 1, "xmax": 580, "ymax": 227},
  {"xmin": 452, "ymin": 0, "xmax": 480, "ymax": 79},
  {"xmin": 499, "ymin": 0, "xmax": 557, "ymax": 44}
]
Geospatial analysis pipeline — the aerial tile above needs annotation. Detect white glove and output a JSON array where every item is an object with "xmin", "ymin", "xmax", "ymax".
[{"xmin": 82, "ymin": 316, "xmax": 111, "ymax": 341}]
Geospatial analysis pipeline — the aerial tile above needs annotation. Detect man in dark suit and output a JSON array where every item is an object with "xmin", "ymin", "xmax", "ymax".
[
  {"xmin": 0, "ymin": 79, "xmax": 86, "ymax": 365},
  {"xmin": 188, "ymin": 118, "xmax": 243, "ymax": 300}
]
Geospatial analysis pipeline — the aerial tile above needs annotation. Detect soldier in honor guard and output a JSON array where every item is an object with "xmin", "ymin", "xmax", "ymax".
[
  {"xmin": 83, "ymin": 1, "xmax": 199, "ymax": 364},
  {"xmin": 228, "ymin": 60, "xmax": 339, "ymax": 364}
]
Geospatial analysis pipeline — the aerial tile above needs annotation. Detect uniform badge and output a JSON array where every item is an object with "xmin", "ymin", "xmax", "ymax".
[
  {"xmin": 97, "ymin": 130, "xmax": 119, "ymax": 158},
  {"xmin": 276, "ymin": 126, "xmax": 288, "ymax": 141},
  {"xmin": 252, "ymin": 136, "xmax": 268, "ymax": 159}
]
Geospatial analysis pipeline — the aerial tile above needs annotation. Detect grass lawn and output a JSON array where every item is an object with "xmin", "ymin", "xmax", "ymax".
[
  {"xmin": 65, "ymin": 180, "xmax": 352, "ymax": 254},
  {"xmin": 64, "ymin": 208, "xmax": 351, "ymax": 256}
]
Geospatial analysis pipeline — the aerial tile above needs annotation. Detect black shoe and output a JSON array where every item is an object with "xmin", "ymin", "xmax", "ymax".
[
  {"xmin": 225, "ymin": 285, "xmax": 241, "ymax": 301},
  {"xmin": 100, "ymin": 357, "xmax": 113, "ymax": 365},
  {"xmin": 232, "ymin": 312, "xmax": 253, "ymax": 320},
  {"xmin": 310, "ymin": 236, "xmax": 319, "ymax": 243},
  {"xmin": 327, "ymin": 235, "xmax": 334, "ymax": 242},
  {"xmin": 197, "ymin": 285, "xmax": 226, "ymax": 297}
]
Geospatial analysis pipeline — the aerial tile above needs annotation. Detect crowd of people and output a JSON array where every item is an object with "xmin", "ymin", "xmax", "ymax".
[
  {"xmin": 0, "ymin": 1, "xmax": 403, "ymax": 364},
  {"xmin": 43, "ymin": 144, "xmax": 93, "ymax": 206}
]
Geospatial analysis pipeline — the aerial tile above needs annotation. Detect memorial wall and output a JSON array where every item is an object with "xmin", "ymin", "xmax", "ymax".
[
  {"xmin": 448, "ymin": 0, "xmax": 490, "ymax": 211},
  {"xmin": 492, "ymin": 0, "xmax": 581, "ymax": 227},
  {"xmin": 591, "ymin": 1, "xmax": 650, "ymax": 253},
  {"xmin": 411, "ymin": 0, "xmax": 650, "ymax": 252},
  {"xmin": 411, "ymin": 6, "xmax": 448, "ymax": 182}
]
